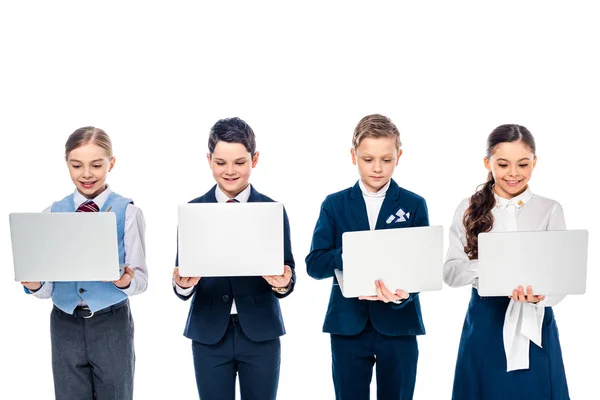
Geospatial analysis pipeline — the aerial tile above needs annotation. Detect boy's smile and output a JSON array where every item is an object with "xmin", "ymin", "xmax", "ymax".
[{"xmin": 208, "ymin": 141, "xmax": 259, "ymax": 199}]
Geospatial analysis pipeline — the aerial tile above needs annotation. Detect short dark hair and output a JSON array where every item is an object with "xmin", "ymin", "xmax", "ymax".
[{"xmin": 208, "ymin": 117, "xmax": 256, "ymax": 156}]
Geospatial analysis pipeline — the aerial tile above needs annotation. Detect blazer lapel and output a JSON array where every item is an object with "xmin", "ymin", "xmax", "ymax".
[
  {"xmin": 375, "ymin": 179, "xmax": 401, "ymax": 230},
  {"xmin": 349, "ymin": 182, "xmax": 370, "ymax": 231},
  {"xmin": 202, "ymin": 185, "xmax": 218, "ymax": 203},
  {"xmin": 248, "ymin": 185, "xmax": 262, "ymax": 203}
]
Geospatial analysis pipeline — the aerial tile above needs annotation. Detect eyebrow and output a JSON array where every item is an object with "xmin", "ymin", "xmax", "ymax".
[
  {"xmin": 496, "ymin": 158, "xmax": 531, "ymax": 162},
  {"xmin": 213, "ymin": 157, "xmax": 248, "ymax": 162},
  {"xmin": 360, "ymin": 153, "xmax": 394, "ymax": 158},
  {"xmin": 69, "ymin": 158, "xmax": 106, "ymax": 163}
]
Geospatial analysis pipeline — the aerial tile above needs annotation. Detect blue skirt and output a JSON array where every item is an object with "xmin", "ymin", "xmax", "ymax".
[{"xmin": 452, "ymin": 288, "xmax": 570, "ymax": 399}]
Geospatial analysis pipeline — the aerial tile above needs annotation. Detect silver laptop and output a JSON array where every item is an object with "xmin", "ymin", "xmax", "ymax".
[
  {"xmin": 9, "ymin": 212, "xmax": 121, "ymax": 282},
  {"xmin": 478, "ymin": 230, "xmax": 588, "ymax": 296},
  {"xmin": 335, "ymin": 225, "xmax": 444, "ymax": 298},
  {"xmin": 177, "ymin": 202, "xmax": 284, "ymax": 277}
]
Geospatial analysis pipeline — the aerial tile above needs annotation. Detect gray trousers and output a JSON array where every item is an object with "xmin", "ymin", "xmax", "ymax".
[{"xmin": 50, "ymin": 300, "xmax": 135, "ymax": 400}]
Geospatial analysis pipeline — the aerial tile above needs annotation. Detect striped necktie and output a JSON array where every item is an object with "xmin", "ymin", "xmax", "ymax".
[
  {"xmin": 76, "ymin": 201, "xmax": 100, "ymax": 212},
  {"xmin": 226, "ymin": 199, "xmax": 239, "ymax": 203}
]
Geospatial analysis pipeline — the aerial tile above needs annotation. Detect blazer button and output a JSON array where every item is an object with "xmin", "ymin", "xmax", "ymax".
[
  {"xmin": 79, "ymin": 288, "xmax": 85, "ymax": 294},
  {"xmin": 222, "ymin": 295, "xmax": 230, "ymax": 302}
]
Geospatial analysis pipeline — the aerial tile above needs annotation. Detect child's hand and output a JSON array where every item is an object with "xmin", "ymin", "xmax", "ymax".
[
  {"xmin": 173, "ymin": 267, "xmax": 200, "ymax": 289},
  {"xmin": 359, "ymin": 280, "xmax": 409, "ymax": 303},
  {"xmin": 21, "ymin": 281, "xmax": 42, "ymax": 291},
  {"xmin": 113, "ymin": 266, "xmax": 135, "ymax": 289},
  {"xmin": 263, "ymin": 265, "xmax": 293, "ymax": 288},
  {"xmin": 509, "ymin": 285, "xmax": 545, "ymax": 303}
]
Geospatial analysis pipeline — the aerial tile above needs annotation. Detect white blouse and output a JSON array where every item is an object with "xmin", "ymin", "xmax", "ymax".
[{"xmin": 443, "ymin": 186, "xmax": 566, "ymax": 371}]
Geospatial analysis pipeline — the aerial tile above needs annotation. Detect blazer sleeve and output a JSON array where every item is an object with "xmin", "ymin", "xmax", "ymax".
[
  {"xmin": 173, "ymin": 228, "xmax": 197, "ymax": 301},
  {"xmin": 274, "ymin": 206, "xmax": 296, "ymax": 299},
  {"xmin": 306, "ymin": 199, "xmax": 343, "ymax": 280}
]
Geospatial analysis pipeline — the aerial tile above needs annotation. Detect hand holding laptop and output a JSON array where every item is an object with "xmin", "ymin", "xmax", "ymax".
[
  {"xmin": 263, "ymin": 265, "xmax": 292, "ymax": 288},
  {"xmin": 358, "ymin": 280, "xmax": 409, "ymax": 303},
  {"xmin": 21, "ymin": 281, "xmax": 42, "ymax": 291},
  {"xmin": 509, "ymin": 285, "xmax": 545, "ymax": 304},
  {"xmin": 113, "ymin": 266, "xmax": 135, "ymax": 289},
  {"xmin": 173, "ymin": 266, "xmax": 200, "ymax": 289}
]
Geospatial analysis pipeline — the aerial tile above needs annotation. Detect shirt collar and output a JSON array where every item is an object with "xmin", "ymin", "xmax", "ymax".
[
  {"xmin": 73, "ymin": 185, "xmax": 112, "ymax": 210},
  {"xmin": 358, "ymin": 179, "xmax": 390, "ymax": 199},
  {"xmin": 494, "ymin": 186, "xmax": 533, "ymax": 209},
  {"xmin": 215, "ymin": 184, "xmax": 252, "ymax": 203}
]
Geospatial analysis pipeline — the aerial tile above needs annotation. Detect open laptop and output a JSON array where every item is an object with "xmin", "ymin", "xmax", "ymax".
[
  {"xmin": 9, "ymin": 212, "xmax": 121, "ymax": 282},
  {"xmin": 335, "ymin": 225, "xmax": 444, "ymax": 298},
  {"xmin": 177, "ymin": 202, "xmax": 284, "ymax": 277},
  {"xmin": 478, "ymin": 230, "xmax": 588, "ymax": 296}
]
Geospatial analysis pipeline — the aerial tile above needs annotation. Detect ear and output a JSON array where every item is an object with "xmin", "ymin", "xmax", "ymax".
[
  {"xmin": 395, "ymin": 149, "xmax": 403, "ymax": 166},
  {"xmin": 532, "ymin": 156, "xmax": 537, "ymax": 169},
  {"xmin": 251, "ymin": 151, "xmax": 260, "ymax": 168},
  {"xmin": 108, "ymin": 157, "xmax": 116, "ymax": 172},
  {"xmin": 483, "ymin": 157, "xmax": 491, "ymax": 172},
  {"xmin": 351, "ymin": 148, "xmax": 357, "ymax": 165},
  {"xmin": 206, "ymin": 153, "xmax": 212, "ymax": 168}
]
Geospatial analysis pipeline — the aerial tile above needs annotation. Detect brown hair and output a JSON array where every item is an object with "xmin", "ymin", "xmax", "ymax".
[
  {"xmin": 352, "ymin": 114, "xmax": 401, "ymax": 150},
  {"xmin": 463, "ymin": 124, "xmax": 536, "ymax": 259},
  {"xmin": 65, "ymin": 126, "xmax": 113, "ymax": 160}
]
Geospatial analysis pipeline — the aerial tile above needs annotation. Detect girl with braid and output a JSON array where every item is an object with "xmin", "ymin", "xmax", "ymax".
[{"xmin": 443, "ymin": 124, "xmax": 570, "ymax": 399}]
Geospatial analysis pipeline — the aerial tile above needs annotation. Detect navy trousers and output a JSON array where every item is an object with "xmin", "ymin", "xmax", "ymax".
[
  {"xmin": 50, "ymin": 299, "xmax": 134, "ymax": 400},
  {"xmin": 451, "ymin": 288, "xmax": 570, "ymax": 399},
  {"xmin": 191, "ymin": 314, "xmax": 281, "ymax": 400},
  {"xmin": 330, "ymin": 320, "xmax": 419, "ymax": 400}
]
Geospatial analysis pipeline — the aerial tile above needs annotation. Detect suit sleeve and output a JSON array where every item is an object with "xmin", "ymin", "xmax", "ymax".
[
  {"xmin": 306, "ymin": 200, "xmax": 343, "ymax": 280},
  {"xmin": 274, "ymin": 206, "xmax": 296, "ymax": 299},
  {"xmin": 173, "ymin": 228, "xmax": 197, "ymax": 301}
]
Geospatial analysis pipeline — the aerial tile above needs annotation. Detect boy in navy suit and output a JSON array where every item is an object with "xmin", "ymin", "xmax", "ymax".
[
  {"xmin": 306, "ymin": 114, "xmax": 429, "ymax": 400},
  {"xmin": 173, "ymin": 117, "xmax": 295, "ymax": 400}
]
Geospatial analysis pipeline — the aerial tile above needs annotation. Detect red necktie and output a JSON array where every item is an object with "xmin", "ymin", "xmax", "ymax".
[
  {"xmin": 76, "ymin": 201, "xmax": 100, "ymax": 212},
  {"xmin": 226, "ymin": 199, "xmax": 239, "ymax": 203}
]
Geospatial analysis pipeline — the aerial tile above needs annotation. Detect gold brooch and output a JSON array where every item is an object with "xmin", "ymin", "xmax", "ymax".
[{"xmin": 517, "ymin": 200, "xmax": 524, "ymax": 206}]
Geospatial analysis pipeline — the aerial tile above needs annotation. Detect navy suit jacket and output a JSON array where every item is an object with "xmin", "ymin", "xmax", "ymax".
[
  {"xmin": 175, "ymin": 185, "xmax": 296, "ymax": 345},
  {"xmin": 306, "ymin": 179, "xmax": 428, "ymax": 336}
]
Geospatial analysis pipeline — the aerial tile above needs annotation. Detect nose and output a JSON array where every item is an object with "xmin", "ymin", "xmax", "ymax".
[
  {"xmin": 508, "ymin": 165, "xmax": 518, "ymax": 177},
  {"xmin": 226, "ymin": 164, "xmax": 235, "ymax": 175},
  {"xmin": 373, "ymin": 160, "xmax": 383, "ymax": 173},
  {"xmin": 82, "ymin": 166, "xmax": 93, "ymax": 178}
]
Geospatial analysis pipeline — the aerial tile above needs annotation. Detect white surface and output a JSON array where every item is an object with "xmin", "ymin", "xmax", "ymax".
[
  {"xmin": 338, "ymin": 226, "xmax": 443, "ymax": 297},
  {"xmin": 0, "ymin": 1, "xmax": 598, "ymax": 399},
  {"xmin": 478, "ymin": 230, "xmax": 588, "ymax": 296},
  {"xmin": 177, "ymin": 203, "xmax": 284, "ymax": 277},
  {"xmin": 9, "ymin": 212, "xmax": 121, "ymax": 282}
]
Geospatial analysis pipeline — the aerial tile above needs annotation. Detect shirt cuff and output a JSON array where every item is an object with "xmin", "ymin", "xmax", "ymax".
[{"xmin": 173, "ymin": 279, "xmax": 195, "ymax": 296}]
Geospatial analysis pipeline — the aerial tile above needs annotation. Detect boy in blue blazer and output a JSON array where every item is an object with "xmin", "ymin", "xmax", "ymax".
[
  {"xmin": 173, "ymin": 117, "xmax": 295, "ymax": 400},
  {"xmin": 306, "ymin": 114, "xmax": 429, "ymax": 400}
]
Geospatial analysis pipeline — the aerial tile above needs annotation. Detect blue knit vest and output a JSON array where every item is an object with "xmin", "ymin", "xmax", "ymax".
[{"xmin": 50, "ymin": 192, "xmax": 132, "ymax": 313}]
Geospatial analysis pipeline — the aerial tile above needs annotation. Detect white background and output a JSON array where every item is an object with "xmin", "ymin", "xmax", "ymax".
[{"xmin": 1, "ymin": 1, "xmax": 598, "ymax": 399}]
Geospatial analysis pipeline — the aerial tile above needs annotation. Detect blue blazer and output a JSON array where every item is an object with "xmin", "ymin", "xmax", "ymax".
[
  {"xmin": 306, "ymin": 179, "xmax": 428, "ymax": 336},
  {"xmin": 175, "ymin": 185, "xmax": 296, "ymax": 345}
]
